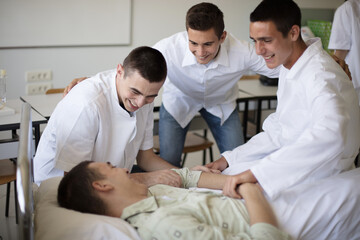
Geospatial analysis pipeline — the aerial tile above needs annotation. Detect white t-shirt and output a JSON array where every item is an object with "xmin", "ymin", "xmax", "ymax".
[
  {"xmin": 223, "ymin": 38, "xmax": 360, "ymax": 199},
  {"xmin": 328, "ymin": 0, "xmax": 360, "ymax": 100},
  {"xmin": 153, "ymin": 31, "xmax": 279, "ymax": 128},
  {"xmin": 34, "ymin": 69, "xmax": 154, "ymax": 185}
]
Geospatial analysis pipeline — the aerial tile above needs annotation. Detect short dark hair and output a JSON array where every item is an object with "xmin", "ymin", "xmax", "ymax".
[
  {"xmin": 186, "ymin": 2, "xmax": 225, "ymax": 39},
  {"xmin": 123, "ymin": 46, "xmax": 167, "ymax": 83},
  {"xmin": 57, "ymin": 161, "xmax": 107, "ymax": 215},
  {"xmin": 250, "ymin": 0, "xmax": 301, "ymax": 37}
]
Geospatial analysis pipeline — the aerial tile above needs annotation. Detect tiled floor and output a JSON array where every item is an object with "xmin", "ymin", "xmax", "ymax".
[{"xmin": 0, "ymin": 183, "xmax": 18, "ymax": 240}]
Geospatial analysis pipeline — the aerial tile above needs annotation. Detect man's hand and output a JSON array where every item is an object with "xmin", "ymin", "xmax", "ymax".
[
  {"xmin": 63, "ymin": 77, "xmax": 88, "ymax": 97},
  {"xmin": 204, "ymin": 156, "xmax": 229, "ymax": 172},
  {"xmin": 222, "ymin": 170, "xmax": 257, "ymax": 199},
  {"xmin": 331, "ymin": 54, "xmax": 352, "ymax": 80},
  {"xmin": 191, "ymin": 165, "xmax": 221, "ymax": 174},
  {"xmin": 130, "ymin": 169, "xmax": 182, "ymax": 187}
]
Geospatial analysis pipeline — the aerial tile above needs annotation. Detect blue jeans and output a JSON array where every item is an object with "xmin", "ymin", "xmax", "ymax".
[{"xmin": 159, "ymin": 104, "xmax": 244, "ymax": 167}]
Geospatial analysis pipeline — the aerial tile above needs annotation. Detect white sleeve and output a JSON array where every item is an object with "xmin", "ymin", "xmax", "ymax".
[
  {"xmin": 251, "ymin": 71, "xmax": 358, "ymax": 199},
  {"xmin": 222, "ymin": 124, "xmax": 280, "ymax": 174},
  {"xmin": 54, "ymin": 102, "xmax": 98, "ymax": 172},
  {"xmin": 328, "ymin": 2, "xmax": 352, "ymax": 50}
]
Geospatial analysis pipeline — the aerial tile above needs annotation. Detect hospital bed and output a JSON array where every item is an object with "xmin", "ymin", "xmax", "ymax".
[
  {"xmin": 17, "ymin": 102, "xmax": 360, "ymax": 240},
  {"xmin": 16, "ymin": 103, "xmax": 34, "ymax": 240}
]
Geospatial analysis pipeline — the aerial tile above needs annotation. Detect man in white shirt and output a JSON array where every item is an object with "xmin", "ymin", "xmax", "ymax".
[
  {"xmin": 328, "ymin": 0, "xmax": 360, "ymax": 103},
  {"xmin": 64, "ymin": 3, "xmax": 280, "ymax": 168},
  {"xmin": 207, "ymin": 0, "xmax": 360, "ymax": 200},
  {"xmin": 153, "ymin": 2, "xmax": 279, "ymax": 166},
  {"xmin": 34, "ymin": 47, "xmax": 182, "ymax": 186}
]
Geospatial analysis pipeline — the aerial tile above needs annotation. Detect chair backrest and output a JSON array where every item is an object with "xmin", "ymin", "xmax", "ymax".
[
  {"xmin": 45, "ymin": 88, "xmax": 65, "ymax": 94},
  {"xmin": 16, "ymin": 103, "xmax": 34, "ymax": 240}
]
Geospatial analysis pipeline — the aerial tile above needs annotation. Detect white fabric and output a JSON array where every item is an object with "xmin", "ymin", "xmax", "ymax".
[
  {"xmin": 34, "ymin": 177, "xmax": 141, "ymax": 240},
  {"xmin": 223, "ymin": 38, "xmax": 360, "ymax": 199},
  {"xmin": 153, "ymin": 31, "xmax": 279, "ymax": 128},
  {"xmin": 328, "ymin": 0, "xmax": 360, "ymax": 101},
  {"xmin": 34, "ymin": 69, "xmax": 154, "ymax": 185},
  {"xmin": 271, "ymin": 168, "xmax": 360, "ymax": 240}
]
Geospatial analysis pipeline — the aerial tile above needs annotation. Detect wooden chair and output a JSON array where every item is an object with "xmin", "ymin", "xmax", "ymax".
[
  {"xmin": 45, "ymin": 88, "xmax": 65, "ymax": 94},
  {"xmin": 0, "ymin": 158, "xmax": 18, "ymax": 223},
  {"xmin": 153, "ymin": 130, "xmax": 214, "ymax": 167}
]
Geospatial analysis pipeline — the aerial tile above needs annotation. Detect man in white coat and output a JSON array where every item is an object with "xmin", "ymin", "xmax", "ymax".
[
  {"xmin": 34, "ymin": 47, "xmax": 182, "ymax": 187},
  {"xmin": 207, "ymin": 0, "xmax": 360, "ymax": 200},
  {"xmin": 328, "ymin": 0, "xmax": 360, "ymax": 103}
]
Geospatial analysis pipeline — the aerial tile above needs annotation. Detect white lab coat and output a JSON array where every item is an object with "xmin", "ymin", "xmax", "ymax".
[
  {"xmin": 328, "ymin": 0, "xmax": 360, "ymax": 102},
  {"xmin": 34, "ymin": 70, "xmax": 154, "ymax": 185},
  {"xmin": 223, "ymin": 38, "xmax": 360, "ymax": 199}
]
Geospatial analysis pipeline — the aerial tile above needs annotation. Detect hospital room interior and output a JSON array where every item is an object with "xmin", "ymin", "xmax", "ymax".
[{"xmin": 1, "ymin": 0, "xmax": 359, "ymax": 239}]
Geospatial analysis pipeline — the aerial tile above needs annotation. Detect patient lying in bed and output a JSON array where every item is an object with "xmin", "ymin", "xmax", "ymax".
[
  {"xmin": 34, "ymin": 163, "xmax": 360, "ymax": 240},
  {"xmin": 56, "ymin": 161, "xmax": 290, "ymax": 240}
]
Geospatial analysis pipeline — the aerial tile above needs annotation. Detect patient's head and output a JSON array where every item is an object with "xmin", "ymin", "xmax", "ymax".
[
  {"xmin": 58, "ymin": 161, "xmax": 148, "ymax": 217},
  {"xmin": 58, "ymin": 161, "xmax": 107, "ymax": 215}
]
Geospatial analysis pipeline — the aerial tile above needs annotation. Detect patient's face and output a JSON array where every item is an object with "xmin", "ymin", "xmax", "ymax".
[
  {"xmin": 89, "ymin": 162, "xmax": 147, "ymax": 193},
  {"xmin": 116, "ymin": 65, "xmax": 163, "ymax": 112}
]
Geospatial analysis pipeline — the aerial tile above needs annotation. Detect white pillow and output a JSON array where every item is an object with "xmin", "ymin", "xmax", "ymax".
[{"xmin": 34, "ymin": 177, "xmax": 141, "ymax": 240}]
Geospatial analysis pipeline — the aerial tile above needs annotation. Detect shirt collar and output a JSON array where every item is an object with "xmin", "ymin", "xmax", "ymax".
[
  {"xmin": 120, "ymin": 196, "xmax": 159, "ymax": 220},
  {"xmin": 286, "ymin": 37, "xmax": 322, "ymax": 79}
]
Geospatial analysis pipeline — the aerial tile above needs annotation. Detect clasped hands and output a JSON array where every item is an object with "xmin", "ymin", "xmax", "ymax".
[{"xmin": 192, "ymin": 156, "xmax": 260, "ymax": 199}]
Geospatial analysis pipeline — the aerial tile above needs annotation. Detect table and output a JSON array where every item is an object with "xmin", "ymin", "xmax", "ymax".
[
  {"xmin": 237, "ymin": 79, "xmax": 278, "ymax": 139},
  {"xmin": 238, "ymin": 79, "xmax": 278, "ymax": 97},
  {"xmin": 0, "ymin": 99, "xmax": 47, "ymax": 158},
  {"xmin": 20, "ymin": 94, "xmax": 62, "ymax": 119}
]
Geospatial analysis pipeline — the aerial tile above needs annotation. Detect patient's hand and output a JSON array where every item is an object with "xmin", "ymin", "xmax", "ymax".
[
  {"xmin": 130, "ymin": 169, "xmax": 182, "ymax": 187},
  {"xmin": 222, "ymin": 170, "xmax": 257, "ymax": 199},
  {"xmin": 331, "ymin": 54, "xmax": 352, "ymax": 80},
  {"xmin": 204, "ymin": 156, "xmax": 228, "ymax": 172},
  {"xmin": 63, "ymin": 77, "xmax": 88, "ymax": 97},
  {"xmin": 191, "ymin": 165, "xmax": 221, "ymax": 174}
]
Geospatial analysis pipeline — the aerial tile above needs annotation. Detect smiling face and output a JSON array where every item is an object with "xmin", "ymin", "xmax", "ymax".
[
  {"xmin": 89, "ymin": 162, "xmax": 147, "ymax": 193},
  {"xmin": 116, "ymin": 64, "xmax": 164, "ymax": 112},
  {"xmin": 250, "ymin": 21, "xmax": 299, "ymax": 69},
  {"xmin": 187, "ymin": 28, "xmax": 226, "ymax": 64}
]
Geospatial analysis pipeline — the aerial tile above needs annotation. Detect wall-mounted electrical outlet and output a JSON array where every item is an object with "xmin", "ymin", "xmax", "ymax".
[
  {"xmin": 26, "ymin": 82, "xmax": 52, "ymax": 95},
  {"xmin": 26, "ymin": 70, "xmax": 52, "ymax": 82}
]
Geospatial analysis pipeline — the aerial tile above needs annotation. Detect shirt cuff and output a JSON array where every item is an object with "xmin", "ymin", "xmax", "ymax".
[{"xmin": 172, "ymin": 168, "xmax": 202, "ymax": 188}]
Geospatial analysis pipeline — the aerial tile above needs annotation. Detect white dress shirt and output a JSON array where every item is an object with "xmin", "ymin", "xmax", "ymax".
[
  {"xmin": 223, "ymin": 38, "xmax": 360, "ymax": 199},
  {"xmin": 34, "ymin": 70, "xmax": 154, "ymax": 185},
  {"xmin": 328, "ymin": 0, "xmax": 360, "ymax": 102},
  {"xmin": 153, "ymin": 31, "xmax": 279, "ymax": 128}
]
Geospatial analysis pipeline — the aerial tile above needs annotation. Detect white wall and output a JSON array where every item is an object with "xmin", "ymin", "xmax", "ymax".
[{"xmin": 0, "ymin": 0, "xmax": 343, "ymax": 99}]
